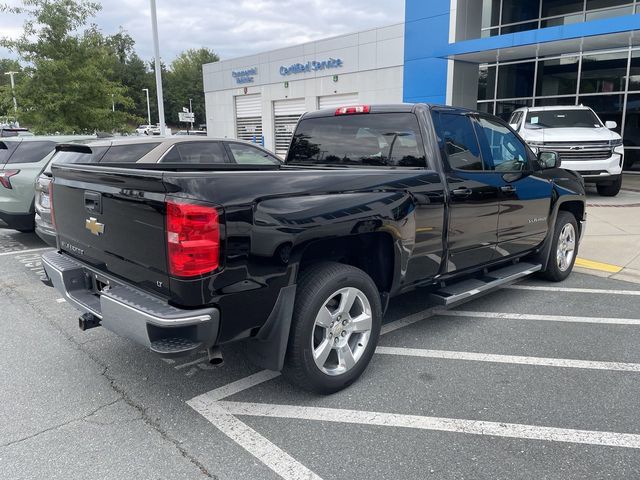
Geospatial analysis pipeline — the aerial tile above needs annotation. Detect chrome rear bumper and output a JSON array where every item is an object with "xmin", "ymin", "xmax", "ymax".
[{"xmin": 42, "ymin": 251, "xmax": 219, "ymax": 357}]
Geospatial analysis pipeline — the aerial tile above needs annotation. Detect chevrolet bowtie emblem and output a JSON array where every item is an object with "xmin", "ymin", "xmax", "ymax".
[{"xmin": 85, "ymin": 217, "xmax": 105, "ymax": 236}]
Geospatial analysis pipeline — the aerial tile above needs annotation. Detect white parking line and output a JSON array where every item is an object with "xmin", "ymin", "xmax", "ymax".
[
  {"xmin": 187, "ymin": 400, "xmax": 322, "ymax": 480},
  {"xmin": 506, "ymin": 285, "xmax": 640, "ymax": 296},
  {"xmin": 0, "ymin": 247, "xmax": 52, "ymax": 257},
  {"xmin": 380, "ymin": 308, "xmax": 437, "ymax": 335},
  {"xmin": 216, "ymin": 401, "xmax": 640, "ymax": 450},
  {"xmin": 190, "ymin": 370, "xmax": 281, "ymax": 403},
  {"xmin": 376, "ymin": 346, "xmax": 640, "ymax": 372},
  {"xmin": 189, "ymin": 302, "xmax": 640, "ymax": 479},
  {"xmin": 436, "ymin": 310, "xmax": 640, "ymax": 326},
  {"xmin": 56, "ymin": 298, "xmax": 66, "ymax": 303}
]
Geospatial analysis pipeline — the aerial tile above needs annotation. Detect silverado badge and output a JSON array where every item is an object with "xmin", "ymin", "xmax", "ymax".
[{"xmin": 85, "ymin": 217, "xmax": 105, "ymax": 236}]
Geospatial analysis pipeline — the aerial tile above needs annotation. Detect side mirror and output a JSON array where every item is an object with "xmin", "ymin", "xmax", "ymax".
[
  {"xmin": 538, "ymin": 151, "xmax": 561, "ymax": 169},
  {"xmin": 605, "ymin": 120, "xmax": 617, "ymax": 130},
  {"xmin": 509, "ymin": 123, "xmax": 519, "ymax": 131}
]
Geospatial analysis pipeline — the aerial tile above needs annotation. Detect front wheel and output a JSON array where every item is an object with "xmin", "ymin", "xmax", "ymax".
[
  {"xmin": 283, "ymin": 262, "xmax": 382, "ymax": 394},
  {"xmin": 539, "ymin": 211, "xmax": 579, "ymax": 282}
]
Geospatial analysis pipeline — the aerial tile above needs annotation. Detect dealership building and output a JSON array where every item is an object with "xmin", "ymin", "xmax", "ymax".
[{"xmin": 203, "ymin": 0, "xmax": 640, "ymax": 169}]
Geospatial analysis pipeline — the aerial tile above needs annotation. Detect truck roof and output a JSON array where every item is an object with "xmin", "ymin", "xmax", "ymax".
[
  {"xmin": 66, "ymin": 136, "xmax": 230, "ymax": 149},
  {"xmin": 515, "ymin": 105, "xmax": 592, "ymax": 113},
  {"xmin": 301, "ymin": 103, "xmax": 474, "ymax": 119}
]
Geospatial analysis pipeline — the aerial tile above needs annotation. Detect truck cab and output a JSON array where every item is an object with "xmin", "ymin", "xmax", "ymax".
[{"xmin": 509, "ymin": 106, "xmax": 624, "ymax": 196}]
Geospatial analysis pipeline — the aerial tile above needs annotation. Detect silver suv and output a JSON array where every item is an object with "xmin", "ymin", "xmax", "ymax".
[
  {"xmin": 0, "ymin": 135, "xmax": 95, "ymax": 232},
  {"xmin": 35, "ymin": 136, "xmax": 280, "ymax": 246}
]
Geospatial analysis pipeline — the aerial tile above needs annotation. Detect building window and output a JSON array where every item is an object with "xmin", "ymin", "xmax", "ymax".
[
  {"xmin": 478, "ymin": 0, "xmax": 635, "ymax": 40},
  {"xmin": 534, "ymin": 96, "xmax": 578, "ymax": 106},
  {"xmin": 477, "ymin": 101, "xmax": 495, "ymax": 115},
  {"xmin": 623, "ymin": 93, "xmax": 640, "ymax": 148},
  {"xmin": 536, "ymin": 56, "xmax": 579, "ymax": 96},
  {"xmin": 495, "ymin": 99, "xmax": 532, "ymax": 120},
  {"xmin": 497, "ymin": 62, "xmax": 535, "ymax": 99},
  {"xmin": 501, "ymin": 0, "xmax": 541, "ymax": 24},
  {"xmin": 482, "ymin": 0, "xmax": 501, "ymax": 29},
  {"xmin": 578, "ymin": 94, "xmax": 624, "ymax": 134},
  {"xmin": 586, "ymin": 0, "xmax": 635, "ymax": 22},
  {"xmin": 628, "ymin": 50, "xmax": 640, "ymax": 91},
  {"xmin": 478, "ymin": 65, "xmax": 497, "ymax": 101},
  {"xmin": 580, "ymin": 51, "xmax": 628, "ymax": 94},
  {"xmin": 541, "ymin": 0, "xmax": 585, "ymax": 18}
]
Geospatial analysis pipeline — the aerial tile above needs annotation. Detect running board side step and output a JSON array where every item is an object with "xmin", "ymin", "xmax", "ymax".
[{"xmin": 429, "ymin": 262, "xmax": 542, "ymax": 306}]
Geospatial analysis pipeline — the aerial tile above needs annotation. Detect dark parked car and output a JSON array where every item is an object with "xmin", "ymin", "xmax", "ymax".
[{"xmin": 42, "ymin": 103, "xmax": 586, "ymax": 393}]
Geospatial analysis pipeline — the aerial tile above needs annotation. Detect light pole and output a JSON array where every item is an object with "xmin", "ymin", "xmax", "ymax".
[
  {"xmin": 149, "ymin": 0, "xmax": 167, "ymax": 136},
  {"xmin": 111, "ymin": 93, "xmax": 115, "ymax": 112},
  {"xmin": 189, "ymin": 98, "xmax": 194, "ymax": 131},
  {"xmin": 4, "ymin": 71, "xmax": 18, "ymax": 113},
  {"xmin": 142, "ymin": 88, "xmax": 151, "ymax": 125}
]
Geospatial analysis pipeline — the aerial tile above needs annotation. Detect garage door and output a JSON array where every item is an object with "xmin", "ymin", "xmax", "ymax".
[
  {"xmin": 318, "ymin": 93, "xmax": 359, "ymax": 110},
  {"xmin": 235, "ymin": 95, "xmax": 263, "ymax": 144},
  {"xmin": 274, "ymin": 98, "xmax": 306, "ymax": 158}
]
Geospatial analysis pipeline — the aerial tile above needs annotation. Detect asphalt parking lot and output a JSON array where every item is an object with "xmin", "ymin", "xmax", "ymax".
[{"xmin": 1, "ymin": 227, "xmax": 640, "ymax": 480}]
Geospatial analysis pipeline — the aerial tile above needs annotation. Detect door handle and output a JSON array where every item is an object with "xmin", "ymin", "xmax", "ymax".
[
  {"xmin": 84, "ymin": 191, "xmax": 102, "ymax": 214},
  {"xmin": 500, "ymin": 185, "xmax": 517, "ymax": 194},
  {"xmin": 451, "ymin": 187, "xmax": 473, "ymax": 197}
]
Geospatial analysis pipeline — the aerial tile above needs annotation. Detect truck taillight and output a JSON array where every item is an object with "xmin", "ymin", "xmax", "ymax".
[
  {"xmin": 166, "ymin": 200, "xmax": 220, "ymax": 277},
  {"xmin": 49, "ymin": 181, "xmax": 55, "ymax": 228},
  {"xmin": 0, "ymin": 169, "xmax": 20, "ymax": 189},
  {"xmin": 335, "ymin": 105, "xmax": 370, "ymax": 116}
]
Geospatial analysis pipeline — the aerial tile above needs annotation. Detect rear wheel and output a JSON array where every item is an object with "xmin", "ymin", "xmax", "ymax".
[
  {"xmin": 283, "ymin": 262, "xmax": 382, "ymax": 394},
  {"xmin": 539, "ymin": 211, "xmax": 579, "ymax": 282},
  {"xmin": 596, "ymin": 175, "xmax": 622, "ymax": 197}
]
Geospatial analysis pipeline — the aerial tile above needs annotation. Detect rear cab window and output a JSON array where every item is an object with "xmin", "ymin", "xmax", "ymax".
[
  {"xmin": 287, "ymin": 113, "xmax": 427, "ymax": 167},
  {"xmin": 100, "ymin": 142, "xmax": 161, "ymax": 163},
  {"xmin": 160, "ymin": 142, "xmax": 228, "ymax": 164},
  {"xmin": 226, "ymin": 142, "xmax": 280, "ymax": 165}
]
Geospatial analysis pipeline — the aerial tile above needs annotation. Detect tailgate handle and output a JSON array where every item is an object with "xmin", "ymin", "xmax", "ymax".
[{"xmin": 84, "ymin": 191, "xmax": 102, "ymax": 214}]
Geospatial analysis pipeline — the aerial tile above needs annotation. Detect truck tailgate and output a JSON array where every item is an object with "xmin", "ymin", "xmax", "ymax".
[{"xmin": 51, "ymin": 165, "xmax": 171, "ymax": 298}]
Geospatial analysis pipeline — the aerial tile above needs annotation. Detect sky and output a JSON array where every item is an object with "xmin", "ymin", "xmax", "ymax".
[{"xmin": 0, "ymin": 0, "xmax": 406, "ymax": 64}]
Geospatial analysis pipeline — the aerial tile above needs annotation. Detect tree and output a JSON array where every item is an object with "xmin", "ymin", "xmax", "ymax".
[
  {"xmin": 165, "ymin": 48, "xmax": 219, "ymax": 128},
  {"xmin": 0, "ymin": 0, "xmax": 136, "ymax": 133},
  {"xmin": 106, "ymin": 29, "xmax": 152, "ymax": 123},
  {"xmin": 0, "ymin": 59, "xmax": 22, "ymax": 117}
]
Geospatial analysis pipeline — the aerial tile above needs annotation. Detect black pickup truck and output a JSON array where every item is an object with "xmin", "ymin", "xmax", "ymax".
[{"xmin": 42, "ymin": 104, "xmax": 586, "ymax": 393}]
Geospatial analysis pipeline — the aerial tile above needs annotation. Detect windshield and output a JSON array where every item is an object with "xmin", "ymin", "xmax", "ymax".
[
  {"xmin": 525, "ymin": 109, "xmax": 602, "ymax": 129},
  {"xmin": 287, "ymin": 113, "xmax": 426, "ymax": 167}
]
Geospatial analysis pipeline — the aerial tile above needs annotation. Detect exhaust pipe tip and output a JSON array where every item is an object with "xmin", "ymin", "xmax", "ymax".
[{"xmin": 207, "ymin": 346, "xmax": 223, "ymax": 366}]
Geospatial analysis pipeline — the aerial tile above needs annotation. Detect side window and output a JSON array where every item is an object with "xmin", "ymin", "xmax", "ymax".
[
  {"xmin": 475, "ymin": 116, "xmax": 529, "ymax": 172},
  {"xmin": 227, "ymin": 143, "xmax": 280, "ymax": 165},
  {"xmin": 7, "ymin": 141, "xmax": 56, "ymax": 164},
  {"xmin": 160, "ymin": 142, "xmax": 227, "ymax": 164},
  {"xmin": 432, "ymin": 112, "xmax": 484, "ymax": 171},
  {"xmin": 100, "ymin": 143, "xmax": 161, "ymax": 163}
]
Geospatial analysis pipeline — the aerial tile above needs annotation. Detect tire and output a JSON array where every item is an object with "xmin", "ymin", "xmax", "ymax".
[
  {"xmin": 539, "ymin": 211, "xmax": 579, "ymax": 282},
  {"xmin": 596, "ymin": 175, "xmax": 622, "ymax": 197},
  {"xmin": 282, "ymin": 262, "xmax": 382, "ymax": 394}
]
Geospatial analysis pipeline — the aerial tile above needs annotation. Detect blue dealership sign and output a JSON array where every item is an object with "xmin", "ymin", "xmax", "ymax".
[
  {"xmin": 232, "ymin": 67, "xmax": 258, "ymax": 84},
  {"xmin": 280, "ymin": 58, "xmax": 343, "ymax": 76}
]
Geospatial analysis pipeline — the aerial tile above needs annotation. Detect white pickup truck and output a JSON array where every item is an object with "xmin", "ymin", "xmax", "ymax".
[{"xmin": 509, "ymin": 106, "xmax": 624, "ymax": 196}]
